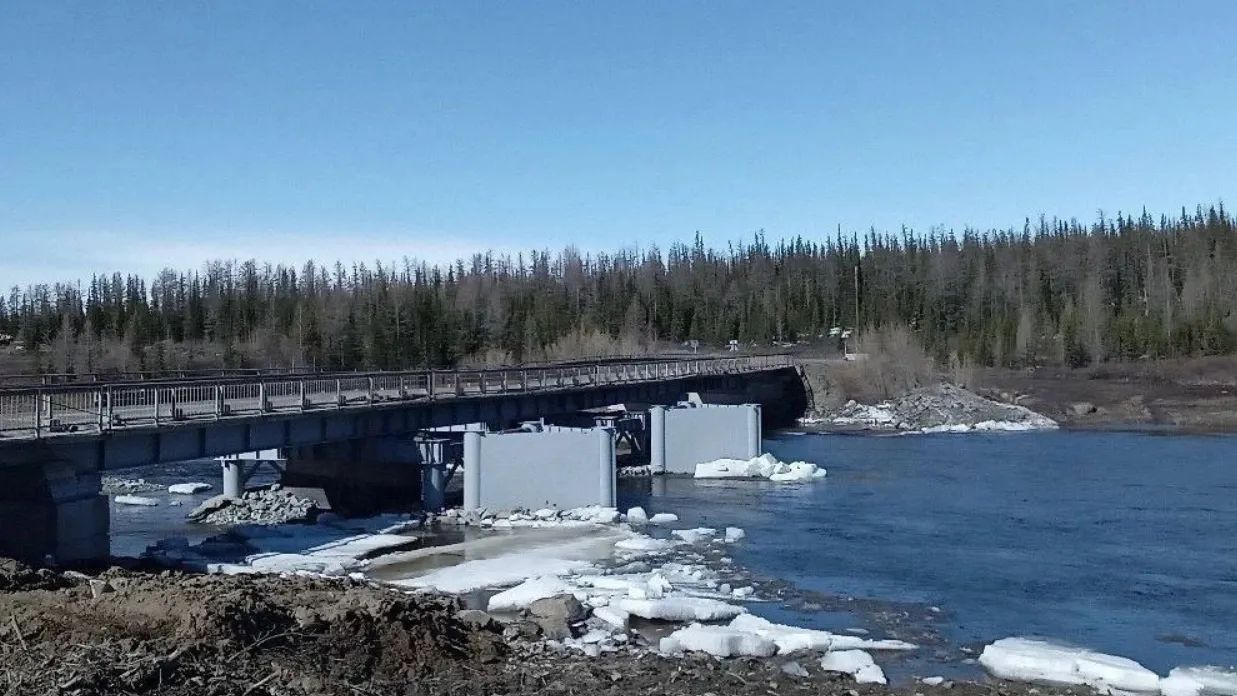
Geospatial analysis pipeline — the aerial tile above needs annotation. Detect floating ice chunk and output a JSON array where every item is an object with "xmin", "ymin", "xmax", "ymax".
[
  {"xmin": 487, "ymin": 576, "xmax": 577, "ymax": 612},
  {"xmin": 618, "ymin": 596, "xmax": 746, "ymax": 622},
  {"xmin": 660, "ymin": 623, "xmax": 777, "ymax": 658},
  {"xmin": 672, "ymin": 528, "xmax": 717, "ymax": 545},
  {"xmin": 977, "ymin": 637, "xmax": 1161, "ymax": 694},
  {"xmin": 114, "ymin": 495, "xmax": 159, "ymax": 506},
  {"xmin": 729, "ymin": 614, "xmax": 917, "ymax": 654},
  {"xmin": 820, "ymin": 650, "xmax": 887, "ymax": 684},
  {"xmin": 1160, "ymin": 667, "xmax": 1237, "ymax": 696},
  {"xmin": 614, "ymin": 535, "xmax": 679, "ymax": 553},
  {"xmin": 626, "ymin": 507, "xmax": 649, "ymax": 524},
  {"xmin": 593, "ymin": 605, "xmax": 630, "ymax": 629},
  {"xmin": 167, "ymin": 482, "xmax": 212, "ymax": 495},
  {"xmin": 922, "ymin": 676, "xmax": 946, "ymax": 686},
  {"xmin": 649, "ymin": 513, "xmax": 679, "ymax": 524},
  {"xmin": 725, "ymin": 527, "xmax": 746, "ymax": 543},
  {"xmin": 694, "ymin": 454, "xmax": 825, "ymax": 482}
]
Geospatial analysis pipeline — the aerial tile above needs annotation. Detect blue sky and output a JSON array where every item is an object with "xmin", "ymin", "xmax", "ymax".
[{"xmin": 2, "ymin": 1, "xmax": 1234, "ymax": 287}]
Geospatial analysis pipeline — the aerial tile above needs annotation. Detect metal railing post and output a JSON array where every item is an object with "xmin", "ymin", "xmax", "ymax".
[
  {"xmin": 215, "ymin": 384, "xmax": 223, "ymax": 420},
  {"xmin": 258, "ymin": 382, "xmax": 267, "ymax": 413},
  {"xmin": 153, "ymin": 387, "xmax": 161, "ymax": 426},
  {"xmin": 368, "ymin": 376, "xmax": 375, "ymax": 402},
  {"xmin": 105, "ymin": 386, "xmax": 113, "ymax": 430},
  {"xmin": 299, "ymin": 380, "xmax": 306, "ymax": 412},
  {"xmin": 429, "ymin": 370, "xmax": 436, "ymax": 398},
  {"xmin": 336, "ymin": 379, "xmax": 343, "ymax": 409},
  {"xmin": 480, "ymin": 371, "xmax": 488, "ymax": 394},
  {"xmin": 34, "ymin": 388, "xmax": 43, "ymax": 437},
  {"xmin": 521, "ymin": 370, "xmax": 529, "ymax": 390}
]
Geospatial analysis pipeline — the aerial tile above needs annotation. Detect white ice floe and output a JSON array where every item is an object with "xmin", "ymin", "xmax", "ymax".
[
  {"xmin": 660, "ymin": 623, "xmax": 777, "ymax": 658},
  {"xmin": 725, "ymin": 527, "xmax": 747, "ymax": 543},
  {"xmin": 694, "ymin": 453, "xmax": 826, "ymax": 482},
  {"xmin": 625, "ymin": 507, "xmax": 649, "ymax": 524},
  {"xmin": 395, "ymin": 553, "xmax": 594, "ymax": 594},
  {"xmin": 920, "ymin": 420, "xmax": 1052, "ymax": 434},
  {"xmin": 114, "ymin": 495, "xmax": 159, "ymax": 506},
  {"xmin": 649, "ymin": 513, "xmax": 679, "ymax": 524},
  {"xmin": 167, "ymin": 482, "xmax": 212, "ymax": 495},
  {"xmin": 614, "ymin": 535, "xmax": 681, "ymax": 554},
  {"xmin": 672, "ymin": 527, "xmax": 717, "ymax": 545},
  {"xmin": 1160, "ymin": 667, "xmax": 1237, "ymax": 696},
  {"xmin": 487, "ymin": 576, "xmax": 581, "ymax": 612},
  {"xmin": 978, "ymin": 637, "xmax": 1162, "ymax": 694},
  {"xmin": 820, "ymin": 649, "xmax": 887, "ymax": 684},
  {"xmin": 618, "ymin": 596, "xmax": 747, "ymax": 622},
  {"xmin": 921, "ymin": 676, "xmax": 946, "ymax": 686},
  {"xmin": 728, "ymin": 614, "xmax": 917, "ymax": 654}
]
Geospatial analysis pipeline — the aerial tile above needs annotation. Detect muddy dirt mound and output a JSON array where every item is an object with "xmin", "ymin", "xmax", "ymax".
[
  {"xmin": 0, "ymin": 558, "xmax": 70, "ymax": 592},
  {"xmin": 0, "ymin": 567, "xmax": 505, "ymax": 695}
]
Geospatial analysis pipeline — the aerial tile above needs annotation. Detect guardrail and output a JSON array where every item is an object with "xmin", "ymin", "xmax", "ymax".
[{"xmin": 0, "ymin": 355, "xmax": 791, "ymax": 440}]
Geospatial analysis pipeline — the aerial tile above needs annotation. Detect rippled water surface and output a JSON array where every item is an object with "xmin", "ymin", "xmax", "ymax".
[{"xmin": 621, "ymin": 430, "xmax": 1237, "ymax": 672}]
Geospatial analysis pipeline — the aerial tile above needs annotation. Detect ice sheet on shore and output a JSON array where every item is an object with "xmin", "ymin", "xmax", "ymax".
[
  {"xmin": 978, "ymin": 637, "xmax": 1161, "ymax": 694},
  {"xmin": 660, "ymin": 623, "xmax": 777, "ymax": 657},
  {"xmin": 487, "ymin": 576, "xmax": 581, "ymax": 612},
  {"xmin": 694, "ymin": 453, "xmax": 826, "ymax": 482},
  {"xmin": 728, "ymin": 614, "xmax": 917, "ymax": 653},
  {"xmin": 618, "ymin": 596, "xmax": 747, "ymax": 622},
  {"xmin": 820, "ymin": 649, "xmax": 888, "ymax": 684},
  {"xmin": 1160, "ymin": 667, "xmax": 1237, "ymax": 696}
]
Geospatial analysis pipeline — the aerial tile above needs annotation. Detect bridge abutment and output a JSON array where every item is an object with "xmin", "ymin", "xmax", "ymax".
[{"xmin": 0, "ymin": 459, "xmax": 109, "ymax": 564}]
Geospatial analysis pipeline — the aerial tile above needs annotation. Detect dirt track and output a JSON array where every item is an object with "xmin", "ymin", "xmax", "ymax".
[{"xmin": 0, "ymin": 560, "xmax": 1100, "ymax": 696}]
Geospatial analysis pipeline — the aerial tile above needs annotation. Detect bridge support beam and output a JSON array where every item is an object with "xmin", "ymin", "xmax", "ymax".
[{"xmin": 0, "ymin": 459, "xmax": 109, "ymax": 564}]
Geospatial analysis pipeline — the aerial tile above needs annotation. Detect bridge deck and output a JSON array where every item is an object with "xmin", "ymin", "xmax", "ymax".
[{"xmin": 0, "ymin": 355, "xmax": 789, "ymax": 442}]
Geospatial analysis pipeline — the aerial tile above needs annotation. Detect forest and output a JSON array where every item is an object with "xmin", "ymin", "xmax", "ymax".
[{"xmin": 1, "ymin": 203, "xmax": 1234, "ymax": 375}]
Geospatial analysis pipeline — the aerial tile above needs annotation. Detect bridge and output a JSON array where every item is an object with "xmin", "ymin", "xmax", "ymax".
[{"xmin": 0, "ymin": 355, "xmax": 804, "ymax": 564}]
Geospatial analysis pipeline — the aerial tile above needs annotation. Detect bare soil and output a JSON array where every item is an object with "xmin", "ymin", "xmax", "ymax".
[
  {"xmin": 972, "ymin": 358, "xmax": 1237, "ymax": 432},
  {"xmin": 0, "ymin": 560, "xmax": 1094, "ymax": 696}
]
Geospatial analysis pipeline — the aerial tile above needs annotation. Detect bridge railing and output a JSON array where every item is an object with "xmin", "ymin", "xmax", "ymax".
[{"xmin": 0, "ymin": 355, "xmax": 791, "ymax": 439}]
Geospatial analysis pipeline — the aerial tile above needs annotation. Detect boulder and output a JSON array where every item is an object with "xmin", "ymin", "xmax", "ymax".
[{"xmin": 528, "ymin": 594, "xmax": 587, "ymax": 623}]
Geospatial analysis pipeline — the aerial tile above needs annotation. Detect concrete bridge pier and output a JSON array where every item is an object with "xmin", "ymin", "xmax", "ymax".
[
  {"xmin": 0, "ymin": 459, "xmax": 109, "ymax": 564},
  {"xmin": 462, "ymin": 426, "xmax": 616, "ymax": 512}
]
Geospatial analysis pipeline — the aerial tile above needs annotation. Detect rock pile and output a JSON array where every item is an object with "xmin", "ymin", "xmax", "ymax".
[
  {"xmin": 816, "ymin": 383, "xmax": 1058, "ymax": 433},
  {"xmin": 186, "ymin": 484, "xmax": 319, "ymax": 525},
  {"xmin": 101, "ymin": 476, "xmax": 163, "ymax": 495}
]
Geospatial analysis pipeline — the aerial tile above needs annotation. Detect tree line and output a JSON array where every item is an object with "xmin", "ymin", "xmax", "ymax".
[{"xmin": 1, "ymin": 203, "xmax": 1234, "ymax": 374}]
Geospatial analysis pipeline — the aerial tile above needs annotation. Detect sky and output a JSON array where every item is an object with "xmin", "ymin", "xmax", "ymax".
[{"xmin": 1, "ymin": 1, "xmax": 1235, "ymax": 288}]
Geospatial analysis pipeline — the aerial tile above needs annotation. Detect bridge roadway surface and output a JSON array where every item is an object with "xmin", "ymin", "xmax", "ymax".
[{"xmin": 0, "ymin": 355, "xmax": 790, "ymax": 447}]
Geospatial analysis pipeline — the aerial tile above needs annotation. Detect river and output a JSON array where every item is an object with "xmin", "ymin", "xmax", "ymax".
[{"xmin": 110, "ymin": 429, "xmax": 1237, "ymax": 674}]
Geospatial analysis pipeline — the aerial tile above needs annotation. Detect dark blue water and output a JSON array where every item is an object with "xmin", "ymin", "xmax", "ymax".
[{"xmin": 623, "ymin": 430, "xmax": 1237, "ymax": 673}]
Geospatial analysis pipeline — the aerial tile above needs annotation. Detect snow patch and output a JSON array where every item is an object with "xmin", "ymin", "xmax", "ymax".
[{"xmin": 978, "ymin": 637, "xmax": 1161, "ymax": 694}]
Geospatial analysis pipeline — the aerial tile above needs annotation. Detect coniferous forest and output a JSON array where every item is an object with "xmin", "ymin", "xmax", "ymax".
[{"xmin": 1, "ymin": 204, "xmax": 1234, "ymax": 375}]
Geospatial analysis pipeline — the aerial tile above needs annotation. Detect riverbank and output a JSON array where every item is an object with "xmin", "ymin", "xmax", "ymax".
[
  {"xmin": 798, "ymin": 356, "xmax": 1237, "ymax": 434},
  {"xmin": 0, "ymin": 559, "xmax": 1138, "ymax": 696}
]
